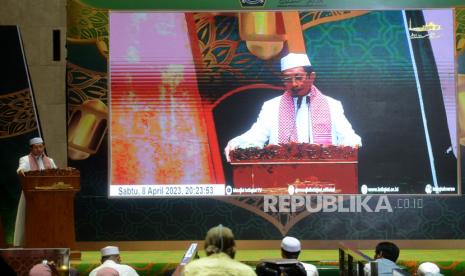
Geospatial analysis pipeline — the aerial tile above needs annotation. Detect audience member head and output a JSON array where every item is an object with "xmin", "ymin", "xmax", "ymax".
[
  {"xmin": 281, "ymin": 236, "xmax": 301, "ymax": 259},
  {"xmin": 100, "ymin": 246, "xmax": 121, "ymax": 264},
  {"xmin": 29, "ymin": 263, "xmax": 52, "ymax": 276},
  {"xmin": 374, "ymin": 242, "xmax": 399, "ymax": 262},
  {"xmin": 204, "ymin": 224, "xmax": 236, "ymax": 258},
  {"xmin": 417, "ymin": 262, "xmax": 441, "ymax": 276},
  {"xmin": 96, "ymin": 267, "xmax": 120, "ymax": 276}
]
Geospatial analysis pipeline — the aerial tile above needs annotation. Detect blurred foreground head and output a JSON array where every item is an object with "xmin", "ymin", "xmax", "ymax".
[{"xmin": 204, "ymin": 224, "xmax": 236, "ymax": 258}]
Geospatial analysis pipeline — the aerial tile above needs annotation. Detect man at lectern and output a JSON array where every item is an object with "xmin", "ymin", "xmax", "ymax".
[
  {"xmin": 225, "ymin": 53, "xmax": 362, "ymax": 161},
  {"xmin": 14, "ymin": 137, "xmax": 57, "ymax": 246},
  {"xmin": 17, "ymin": 137, "xmax": 57, "ymax": 175}
]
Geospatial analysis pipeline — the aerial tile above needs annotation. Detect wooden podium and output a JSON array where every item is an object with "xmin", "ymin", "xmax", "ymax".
[
  {"xmin": 20, "ymin": 168, "xmax": 80, "ymax": 249},
  {"xmin": 230, "ymin": 143, "xmax": 358, "ymax": 194}
]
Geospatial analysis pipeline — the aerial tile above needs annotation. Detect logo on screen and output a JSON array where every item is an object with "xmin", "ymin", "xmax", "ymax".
[
  {"xmin": 225, "ymin": 185, "xmax": 233, "ymax": 195},
  {"xmin": 361, "ymin": 184, "xmax": 368, "ymax": 195},
  {"xmin": 425, "ymin": 184, "xmax": 433, "ymax": 194},
  {"xmin": 408, "ymin": 19, "xmax": 441, "ymax": 40},
  {"xmin": 239, "ymin": 0, "xmax": 266, "ymax": 7}
]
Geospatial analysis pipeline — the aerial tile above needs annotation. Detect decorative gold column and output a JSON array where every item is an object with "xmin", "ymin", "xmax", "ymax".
[
  {"xmin": 281, "ymin": 11, "xmax": 306, "ymax": 53},
  {"xmin": 239, "ymin": 12, "xmax": 286, "ymax": 60},
  {"xmin": 67, "ymin": 99, "xmax": 108, "ymax": 160}
]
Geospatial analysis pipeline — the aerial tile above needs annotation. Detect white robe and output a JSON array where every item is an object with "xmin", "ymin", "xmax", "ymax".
[{"xmin": 14, "ymin": 155, "xmax": 57, "ymax": 247}]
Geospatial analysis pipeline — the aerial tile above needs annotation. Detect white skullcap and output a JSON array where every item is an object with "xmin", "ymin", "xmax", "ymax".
[
  {"xmin": 280, "ymin": 53, "xmax": 311, "ymax": 71},
  {"xmin": 417, "ymin": 262, "xmax": 440, "ymax": 275},
  {"xmin": 29, "ymin": 137, "xmax": 44, "ymax": 145},
  {"xmin": 29, "ymin": 263, "xmax": 52, "ymax": 276},
  {"xmin": 281, "ymin": 236, "xmax": 301, "ymax": 252},
  {"xmin": 101, "ymin": 246, "xmax": 120, "ymax": 257}
]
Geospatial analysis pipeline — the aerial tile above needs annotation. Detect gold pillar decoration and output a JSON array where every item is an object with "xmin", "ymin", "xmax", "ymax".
[
  {"xmin": 67, "ymin": 99, "xmax": 108, "ymax": 160},
  {"xmin": 239, "ymin": 12, "xmax": 285, "ymax": 60},
  {"xmin": 281, "ymin": 11, "xmax": 307, "ymax": 54}
]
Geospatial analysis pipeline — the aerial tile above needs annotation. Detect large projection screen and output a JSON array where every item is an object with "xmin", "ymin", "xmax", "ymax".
[{"xmin": 108, "ymin": 10, "xmax": 458, "ymax": 197}]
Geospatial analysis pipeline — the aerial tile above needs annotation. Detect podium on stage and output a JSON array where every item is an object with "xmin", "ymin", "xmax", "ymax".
[
  {"xmin": 20, "ymin": 168, "xmax": 80, "ymax": 249},
  {"xmin": 229, "ymin": 143, "xmax": 358, "ymax": 194}
]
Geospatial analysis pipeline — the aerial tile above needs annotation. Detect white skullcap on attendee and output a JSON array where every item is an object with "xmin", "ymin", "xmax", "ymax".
[
  {"xmin": 280, "ymin": 53, "xmax": 311, "ymax": 71},
  {"xmin": 29, "ymin": 137, "xmax": 44, "ymax": 145},
  {"xmin": 101, "ymin": 246, "xmax": 120, "ymax": 257},
  {"xmin": 96, "ymin": 267, "xmax": 120, "ymax": 276},
  {"xmin": 417, "ymin": 262, "xmax": 441, "ymax": 276},
  {"xmin": 29, "ymin": 263, "xmax": 52, "ymax": 276},
  {"xmin": 281, "ymin": 236, "xmax": 301, "ymax": 252}
]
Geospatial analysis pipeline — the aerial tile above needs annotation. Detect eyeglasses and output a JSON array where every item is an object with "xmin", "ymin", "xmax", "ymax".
[{"xmin": 282, "ymin": 74, "xmax": 307, "ymax": 83}]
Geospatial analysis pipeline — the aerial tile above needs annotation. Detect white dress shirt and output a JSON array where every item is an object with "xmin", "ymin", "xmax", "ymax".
[
  {"xmin": 364, "ymin": 258, "xmax": 400, "ymax": 276},
  {"xmin": 301, "ymin": 261, "xmax": 319, "ymax": 276}
]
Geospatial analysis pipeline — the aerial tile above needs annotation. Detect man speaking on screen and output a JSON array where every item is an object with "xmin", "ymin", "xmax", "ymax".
[{"xmin": 225, "ymin": 53, "xmax": 362, "ymax": 161}]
